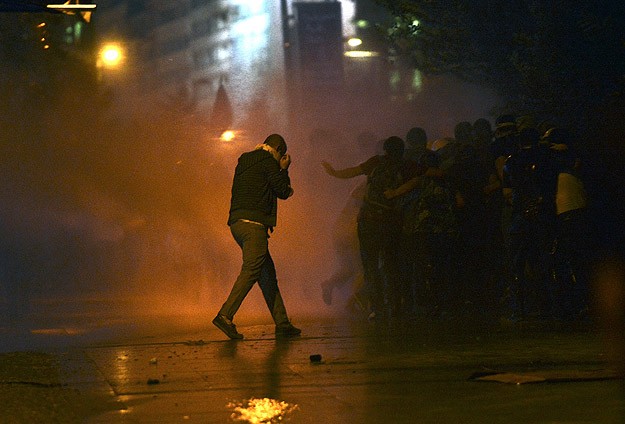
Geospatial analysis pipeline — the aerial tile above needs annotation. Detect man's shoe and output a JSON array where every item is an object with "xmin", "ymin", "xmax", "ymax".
[
  {"xmin": 275, "ymin": 322, "xmax": 301, "ymax": 337},
  {"xmin": 213, "ymin": 314, "xmax": 243, "ymax": 339}
]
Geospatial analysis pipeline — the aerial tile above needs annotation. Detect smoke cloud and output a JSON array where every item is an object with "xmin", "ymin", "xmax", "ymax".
[{"xmin": 0, "ymin": 50, "xmax": 498, "ymax": 333}]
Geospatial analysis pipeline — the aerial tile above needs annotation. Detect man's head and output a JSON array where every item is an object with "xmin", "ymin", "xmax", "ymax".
[
  {"xmin": 406, "ymin": 127, "xmax": 427, "ymax": 149},
  {"xmin": 454, "ymin": 121, "xmax": 473, "ymax": 144},
  {"xmin": 383, "ymin": 136, "xmax": 405, "ymax": 159},
  {"xmin": 473, "ymin": 118, "xmax": 492, "ymax": 138},
  {"xmin": 264, "ymin": 134, "xmax": 287, "ymax": 156}
]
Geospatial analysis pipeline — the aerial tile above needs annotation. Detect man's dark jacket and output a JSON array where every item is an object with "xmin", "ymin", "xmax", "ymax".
[{"xmin": 228, "ymin": 148, "xmax": 292, "ymax": 227}]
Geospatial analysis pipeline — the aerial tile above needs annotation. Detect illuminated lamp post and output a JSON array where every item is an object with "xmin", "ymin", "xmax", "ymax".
[{"xmin": 97, "ymin": 43, "xmax": 124, "ymax": 70}]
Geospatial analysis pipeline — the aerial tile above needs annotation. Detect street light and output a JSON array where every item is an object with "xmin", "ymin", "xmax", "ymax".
[
  {"xmin": 344, "ymin": 37, "xmax": 379, "ymax": 58},
  {"xmin": 220, "ymin": 130, "xmax": 236, "ymax": 142},
  {"xmin": 347, "ymin": 37, "xmax": 362, "ymax": 48},
  {"xmin": 98, "ymin": 43, "xmax": 123, "ymax": 69}
]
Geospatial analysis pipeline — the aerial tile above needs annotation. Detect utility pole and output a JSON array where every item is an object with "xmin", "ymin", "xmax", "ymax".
[{"xmin": 280, "ymin": 0, "xmax": 296, "ymax": 132}]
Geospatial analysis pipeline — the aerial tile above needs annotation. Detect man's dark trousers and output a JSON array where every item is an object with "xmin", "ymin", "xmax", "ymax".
[{"xmin": 218, "ymin": 220, "xmax": 289, "ymax": 325}]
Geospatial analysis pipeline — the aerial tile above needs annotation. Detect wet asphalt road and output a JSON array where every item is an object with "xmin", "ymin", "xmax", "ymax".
[{"xmin": 1, "ymin": 310, "xmax": 624, "ymax": 423}]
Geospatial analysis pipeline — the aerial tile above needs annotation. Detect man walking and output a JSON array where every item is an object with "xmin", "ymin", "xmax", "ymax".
[{"xmin": 213, "ymin": 134, "xmax": 301, "ymax": 339}]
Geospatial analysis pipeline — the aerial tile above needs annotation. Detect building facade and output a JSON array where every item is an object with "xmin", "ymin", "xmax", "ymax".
[{"xmin": 92, "ymin": 0, "xmax": 409, "ymax": 137}]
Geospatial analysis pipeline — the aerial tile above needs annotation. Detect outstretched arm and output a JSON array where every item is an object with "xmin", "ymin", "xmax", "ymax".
[{"xmin": 322, "ymin": 161, "xmax": 365, "ymax": 179}]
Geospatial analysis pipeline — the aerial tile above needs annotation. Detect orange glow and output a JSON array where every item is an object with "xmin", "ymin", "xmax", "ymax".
[
  {"xmin": 229, "ymin": 397, "xmax": 298, "ymax": 423},
  {"xmin": 99, "ymin": 43, "xmax": 124, "ymax": 69},
  {"xmin": 220, "ymin": 130, "xmax": 236, "ymax": 142}
]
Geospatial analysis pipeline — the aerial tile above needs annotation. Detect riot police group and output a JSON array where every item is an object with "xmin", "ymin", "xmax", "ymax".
[{"xmin": 324, "ymin": 115, "xmax": 593, "ymax": 325}]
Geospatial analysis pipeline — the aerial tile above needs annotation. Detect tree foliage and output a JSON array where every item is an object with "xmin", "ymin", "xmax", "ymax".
[{"xmin": 375, "ymin": 0, "xmax": 625, "ymax": 130}]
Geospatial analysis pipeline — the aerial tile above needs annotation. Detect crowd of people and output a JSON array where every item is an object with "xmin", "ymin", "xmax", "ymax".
[{"xmin": 322, "ymin": 115, "xmax": 594, "ymax": 325}]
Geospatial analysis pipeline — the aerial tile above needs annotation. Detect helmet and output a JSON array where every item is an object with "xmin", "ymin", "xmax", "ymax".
[
  {"xmin": 494, "ymin": 114, "xmax": 517, "ymax": 139},
  {"xmin": 496, "ymin": 114, "xmax": 516, "ymax": 126},
  {"xmin": 541, "ymin": 127, "xmax": 571, "ymax": 146},
  {"xmin": 430, "ymin": 137, "xmax": 453, "ymax": 152}
]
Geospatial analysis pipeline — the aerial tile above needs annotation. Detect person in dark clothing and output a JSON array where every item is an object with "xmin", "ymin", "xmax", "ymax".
[
  {"xmin": 213, "ymin": 134, "xmax": 301, "ymax": 339},
  {"xmin": 543, "ymin": 127, "xmax": 592, "ymax": 320},
  {"xmin": 489, "ymin": 115, "xmax": 521, "ymax": 314},
  {"xmin": 473, "ymin": 118, "xmax": 493, "ymax": 147},
  {"xmin": 502, "ymin": 128, "xmax": 558, "ymax": 320},
  {"xmin": 323, "ymin": 136, "xmax": 418, "ymax": 321},
  {"xmin": 399, "ymin": 151, "xmax": 459, "ymax": 318},
  {"xmin": 454, "ymin": 121, "xmax": 473, "ymax": 146},
  {"xmin": 491, "ymin": 114, "xmax": 520, "ymax": 181},
  {"xmin": 447, "ymin": 143, "xmax": 499, "ymax": 316},
  {"xmin": 473, "ymin": 118, "xmax": 496, "ymax": 172},
  {"xmin": 404, "ymin": 126, "xmax": 428, "ymax": 163}
]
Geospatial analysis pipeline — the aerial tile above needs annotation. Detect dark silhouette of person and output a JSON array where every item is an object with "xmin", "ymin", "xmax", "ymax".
[
  {"xmin": 404, "ymin": 126, "xmax": 428, "ymax": 163},
  {"xmin": 502, "ymin": 127, "xmax": 558, "ymax": 320},
  {"xmin": 323, "ymin": 136, "xmax": 417, "ymax": 321},
  {"xmin": 213, "ymin": 134, "xmax": 301, "ymax": 339},
  {"xmin": 543, "ymin": 127, "xmax": 592, "ymax": 320},
  {"xmin": 397, "ymin": 151, "xmax": 459, "ymax": 318}
]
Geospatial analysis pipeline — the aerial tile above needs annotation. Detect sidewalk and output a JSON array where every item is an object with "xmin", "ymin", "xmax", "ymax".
[{"xmin": 1, "ymin": 313, "xmax": 624, "ymax": 423}]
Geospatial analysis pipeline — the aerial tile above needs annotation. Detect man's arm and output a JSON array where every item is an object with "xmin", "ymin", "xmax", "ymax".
[
  {"xmin": 280, "ymin": 153, "xmax": 294, "ymax": 197},
  {"xmin": 266, "ymin": 157, "xmax": 294, "ymax": 199},
  {"xmin": 384, "ymin": 167, "xmax": 441, "ymax": 199},
  {"xmin": 322, "ymin": 161, "xmax": 365, "ymax": 179}
]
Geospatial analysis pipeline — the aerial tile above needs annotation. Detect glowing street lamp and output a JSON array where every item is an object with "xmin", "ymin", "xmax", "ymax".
[
  {"xmin": 344, "ymin": 37, "xmax": 379, "ymax": 58},
  {"xmin": 220, "ymin": 130, "xmax": 236, "ymax": 142},
  {"xmin": 98, "ymin": 43, "xmax": 123, "ymax": 69},
  {"xmin": 347, "ymin": 37, "xmax": 362, "ymax": 48}
]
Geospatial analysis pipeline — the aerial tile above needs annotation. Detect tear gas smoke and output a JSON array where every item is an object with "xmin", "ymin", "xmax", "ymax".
[{"xmin": 0, "ymin": 59, "xmax": 498, "ymax": 330}]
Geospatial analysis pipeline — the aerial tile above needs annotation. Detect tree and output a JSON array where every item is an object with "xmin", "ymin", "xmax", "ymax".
[{"xmin": 375, "ymin": 0, "xmax": 625, "ymax": 131}]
